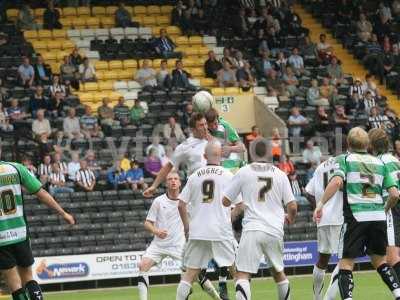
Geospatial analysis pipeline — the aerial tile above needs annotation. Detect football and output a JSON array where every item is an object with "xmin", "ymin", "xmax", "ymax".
[{"xmin": 192, "ymin": 90, "xmax": 214, "ymax": 113}]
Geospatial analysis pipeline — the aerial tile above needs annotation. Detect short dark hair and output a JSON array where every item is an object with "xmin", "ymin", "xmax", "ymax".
[
  {"xmin": 251, "ymin": 125, "xmax": 258, "ymax": 131},
  {"xmin": 368, "ymin": 128, "xmax": 390, "ymax": 154},
  {"xmin": 205, "ymin": 108, "xmax": 219, "ymax": 123},
  {"xmin": 189, "ymin": 112, "xmax": 205, "ymax": 129},
  {"xmin": 255, "ymin": 140, "xmax": 268, "ymax": 158}
]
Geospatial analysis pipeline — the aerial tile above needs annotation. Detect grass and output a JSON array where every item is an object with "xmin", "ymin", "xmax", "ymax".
[{"xmin": 3, "ymin": 271, "xmax": 392, "ymax": 300}]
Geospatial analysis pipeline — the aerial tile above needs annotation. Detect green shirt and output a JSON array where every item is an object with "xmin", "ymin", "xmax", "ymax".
[
  {"xmin": 0, "ymin": 162, "xmax": 42, "ymax": 246},
  {"xmin": 130, "ymin": 106, "xmax": 144, "ymax": 122},
  {"xmin": 334, "ymin": 152, "xmax": 396, "ymax": 222},
  {"xmin": 379, "ymin": 153, "xmax": 400, "ymax": 203}
]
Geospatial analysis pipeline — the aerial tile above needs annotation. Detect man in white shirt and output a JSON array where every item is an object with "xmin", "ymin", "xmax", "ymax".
[
  {"xmin": 32, "ymin": 109, "xmax": 51, "ymax": 143},
  {"xmin": 305, "ymin": 157, "xmax": 343, "ymax": 300},
  {"xmin": 135, "ymin": 60, "xmax": 157, "ymax": 89},
  {"xmin": 176, "ymin": 141, "xmax": 237, "ymax": 300},
  {"xmin": 146, "ymin": 135, "xmax": 166, "ymax": 161},
  {"xmin": 223, "ymin": 141, "xmax": 297, "ymax": 300}
]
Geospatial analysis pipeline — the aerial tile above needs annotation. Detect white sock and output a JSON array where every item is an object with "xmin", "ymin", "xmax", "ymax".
[
  {"xmin": 219, "ymin": 276, "xmax": 228, "ymax": 283},
  {"xmin": 138, "ymin": 275, "xmax": 149, "ymax": 300},
  {"xmin": 313, "ymin": 265, "xmax": 326, "ymax": 300},
  {"xmin": 176, "ymin": 280, "xmax": 192, "ymax": 300},
  {"xmin": 277, "ymin": 279, "xmax": 290, "ymax": 300},
  {"xmin": 236, "ymin": 279, "xmax": 251, "ymax": 300},
  {"xmin": 202, "ymin": 279, "xmax": 221, "ymax": 299},
  {"xmin": 323, "ymin": 265, "xmax": 340, "ymax": 300}
]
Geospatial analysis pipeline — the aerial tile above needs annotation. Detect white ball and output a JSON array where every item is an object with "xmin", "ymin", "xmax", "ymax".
[{"xmin": 192, "ymin": 91, "xmax": 214, "ymax": 113}]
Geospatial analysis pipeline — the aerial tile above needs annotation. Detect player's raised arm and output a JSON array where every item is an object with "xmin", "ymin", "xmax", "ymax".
[
  {"xmin": 143, "ymin": 162, "xmax": 173, "ymax": 197},
  {"xmin": 35, "ymin": 189, "xmax": 75, "ymax": 225}
]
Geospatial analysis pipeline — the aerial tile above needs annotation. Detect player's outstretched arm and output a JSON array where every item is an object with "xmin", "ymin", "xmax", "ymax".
[
  {"xmin": 35, "ymin": 188, "xmax": 75, "ymax": 225},
  {"xmin": 385, "ymin": 186, "xmax": 400, "ymax": 213},
  {"xmin": 143, "ymin": 162, "xmax": 173, "ymax": 197},
  {"xmin": 313, "ymin": 176, "xmax": 342, "ymax": 223},
  {"xmin": 178, "ymin": 200, "xmax": 189, "ymax": 238}
]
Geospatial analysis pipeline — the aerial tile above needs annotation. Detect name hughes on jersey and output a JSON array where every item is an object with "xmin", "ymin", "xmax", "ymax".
[{"xmin": 196, "ymin": 167, "xmax": 223, "ymax": 177}]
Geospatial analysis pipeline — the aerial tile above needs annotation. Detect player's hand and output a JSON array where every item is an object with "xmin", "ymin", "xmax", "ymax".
[
  {"xmin": 63, "ymin": 213, "xmax": 75, "ymax": 225},
  {"xmin": 285, "ymin": 213, "xmax": 294, "ymax": 225},
  {"xmin": 222, "ymin": 146, "xmax": 231, "ymax": 157},
  {"xmin": 155, "ymin": 229, "xmax": 168, "ymax": 239},
  {"xmin": 313, "ymin": 207, "xmax": 322, "ymax": 224},
  {"xmin": 143, "ymin": 186, "xmax": 156, "ymax": 198}
]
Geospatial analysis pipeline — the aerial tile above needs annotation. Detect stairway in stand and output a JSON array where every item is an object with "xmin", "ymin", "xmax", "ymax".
[{"xmin": 294, "ymin": 4, "xmax": 400, "ymax": 114}]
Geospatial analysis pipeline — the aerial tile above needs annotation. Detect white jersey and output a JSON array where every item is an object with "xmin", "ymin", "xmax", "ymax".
[
  {"xmin": 179, "ymin": 165, "xmax": 236, "ymax": 241},
  {"xmin": 224, "ymin": 162, "xmax": 295, "ymax": 239},
  {"xmin": 146, "ymin": 194, "xmax": 185, "ymax": 248},
  {"xmin": 305, "ymin": 157, "xmax": 344, "ymax": 227},
  {"xmin": 170, "ymin": 136, "xmax": 207, "ymax": 175}
]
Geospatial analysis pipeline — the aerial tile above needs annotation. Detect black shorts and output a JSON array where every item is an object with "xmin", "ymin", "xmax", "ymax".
[
  {"xmin": 387, "ymin": 207, "xmax": 400, "ymax": 247},
  {"xmin": 338, "ymin": 218, "xmax": 387, "ymax": 259},
  {"xmin": 0, "ymin": 239, "xmax": 34, "ymax": 270}
]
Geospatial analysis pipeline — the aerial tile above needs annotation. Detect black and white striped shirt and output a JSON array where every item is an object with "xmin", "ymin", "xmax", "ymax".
[
  {"xmin": 56, "ymin": 161, "xmax": 68, "ymax": 174},
  {"xmin": 290, "ymin": 179, "xmax": 302, "ymax": 196},
  {"xmin": 38, "ymin": 163, "xmax": 52, "ymax": 176},
  {"xmin": 49, "ymin": 172, "xmax": 66, "ymax": 188},
  {"xmin": 368, "ymin": 115, "xmax": 390, "ymax": 129},
  {"xmin": 76, "ymin": 169, "xmax": 95, "ymax": 187}
]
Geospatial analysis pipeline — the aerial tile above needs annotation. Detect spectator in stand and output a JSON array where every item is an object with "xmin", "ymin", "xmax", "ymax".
[
  {"xmin": 85, "ymin": 150, "xmax": 101, "ymax": 179},
  {"xmin": 80, "ymin": 105, "xmax": 103, "ymax": 139},
  {"xmin": 186, "ymin": 0, "xmax": 198, "ymax": 17},
  {"xmin": 156, "ymin": 59, "xmax": 171, "ymax": 89},
  {"xmin": 135, "ymin": 60, "xmax": 157, "ymax": 91},
  {"xmin": 217, "ymin": 61, "xmax": 238, "ymax": 87},
  {"xmin": 171, "ymin": 60, "xmax": 195, "ymax": 90},
  {"xmin": 181, "ymin": 103, "xmax": 194, "ymax": 132},
  {"xmin": 307, "ymin": 79, "xmax": 329, "ymax": 106},
  {"xmin": 76, "ymin": 159, "xmax": 96, "ymax": 192},
  {"xmin": 301, "ymin": 36, "xmax": 319, "ymax": 59},
  {"xmin": 275, "ymin": 51, "xmax": 288, "ymax": 76},
  {"xmin": 333, "ymin": 105, "xmax": 350, "ymax": 134},
  {"xmin": 171, "ymin": 0, "xmax": 185, "ymax": 26},
  {"xmin": 43, "ymin": 0, "xmax": 62, "ymax": 30},
  {"xmin": 18, "ymin": 56, "xmax": 35, "ymax": 88},
  {"xmin": 327, "ymin": 57, "xmax": 345, "ymax": 85},
  {"xmin": 266, "ymin": 27, "xmax": 281, "ymax": 55},
  {"xmin": 22, "ymin": 157, "xmax": 37, "ymax": 176},
  {"xmin": 17, "ymin": 4, "xmax": 38, "ymax": 30},
  {"xmin": 29, "ymin": 86, "xmax": 50, "ymax": 118},
  {"xmin": 97, "ymin": 97, "xmax": 117, "ymax": 127},
  {"xmin": 49, "ymin": 91, "xmax": 65, "ymax": 118},
  {"xmin": 32, "ymin": 109, "xmax": 51, "ymax": 144},
  {"xmin": 278, "ymin": 154, "xmax": 296, "ymax": 175},
  {"xmin": 285, "ymin": 5, "xmax": 308, "ymax": 36},
  {"xmin": 193, "ymin": 9, "xmax": 209, "ymax": 35},
  {"xmin": 384, "ymin": 108, "xmax": 400, "ymax": 141},
  {"xmin": 357, "ymin": 13, "xmax": 373, "ymax": 42},
  {"xmin": 7, "ymin": 99, "xmax": 26, "ymax": 126},
  {"xmin": 237, "ymin": 61, "xmax": 256, "ymax": 90},
  {"xmin": 233, "ymin": 8, "xmax": 250, "ymax": 37},
  {"xmin": 0, "ymin": 102, "xmax": 13, "ymax": 132},
  {"xmin": 38, "ymin": 154, "xmax": 52, "ymax": 185},
  {"xmin": 204, "ymin": 50, "xmax": 222, "ymax": 79},
  {"xmin": 115, "ymin": 2, "xmax": 138, "ymax": 28},
  {"xmin": 34, "ymin": 54, "xmax": 52, "ymax": 85},
  {"xmin": 317, "ymin": 33, "xmax": 333, "ymax": 64},
  {"xmin": 114, "ymin": 97, "xmax": 130, "ymax": 126},
  {"xmin": 144, "ymin": 148, "xmax": 162, "ymax": 177},
  {"xmin": 53, "ymin": 152, "xmax": 68, "ymax": 176},
  {"xmin": 221, "ymin": 48, "xmax": 236, "ymax": 67},
  {"xmin": 63, "ymin": 107, "xmax": 83, "ymax": 139},
  {"xmin": 163, "ymin": 116, "xmax": 185, "ymax": 146},
  {"xmin": 288, "ymin": 172, "xmax": 308, "ymax": 205},
  {"xmin": 319, "ymin": 77, "xmax": 334, "ymax": 102},
  {"xmin": 363, "ymin": 74, "xmax": 382, "ymax": 99},
  {"xmin": 393, "ymin": 0, "xmax": 400, "ymax": 19},
  {"xmin": 154, "ymin": 28, "xmax": 180, "ymax": 59},
  {"xmin": 315, "ymin": 105, "xmax": 331, "ymax": 137},
  {"xmin": 303, "ymin": 139, "xmax": 322, "ymax": 165},
  {"xmin": 60, "ymin": 56, "xmax": 79, "ymax": 90},
  {"xmin": 69, "ymin": 48, "xmax": 83, "ymax": 68},
  {"xmin": 282, "ymin": 67, "xmax": 299, "ymax": 97},
  {"xmin": 363, "ymin": 91, "xmax": 376, "ymax": 115},
  {"xmin": 288, "ymin": 47, "xmax": 308, "ymax": 76},
  {"xmin": 266, "ymin": 70, "xmax": 283, "ymax": 96},
  {"xmin": 67, "ymin": 152, "xmax": 80, "ymax": 181},
  {"xmin": 288, "ymin": 106, "xmax": 308, "ymax": 137},
  {"xmin": 368, "ymin": 106, "xmax": 392, "ymax": 130},
  {"xmin": 49, "ymin": 75, "xmax": 66, "ymax": 99},
  {"xmin": 48, "ymin": 163, "xmax": 74, "ymax": 195},
  {"xmin": 130, "ymin": 99, "xmax": 145, "ymax": 125},
  {"xmin": 146, "ymin": 135, "xmax": 166, "ymax": 161},
  {"xmin": 395, "ymin": 140, "xmax": 400, "ymax": 160},
  {"xmin": 245, "ymin": 125, "xmax": 262, "ymax": 146},
  {"xmin": 363, "ymin": 34, "xmax": 383, "ymax": 72},
  {"xmin": 349, "ymin": 77, "xmax": 364, "ymax": 102},
  {"xmin": 270, "ymin": 127, "xmax": 282, "ymax": 158},
  {"xmin": 375, "ymin": 11, "xmax": 392, "ymax": 40},
  {"xmin": 126, "ymin": 160, "xmax": 148, "ymax": 192},
  {"xmin": 79, "ymin": 57, "xmax": 96, "ymax": 83},
  {"xmin": 377, "ymin": 44, "xmax": 394, "ymax": 84},
  {"xmin": 107, "ymin": 162, "xmax": 128, "ymax": 190}
]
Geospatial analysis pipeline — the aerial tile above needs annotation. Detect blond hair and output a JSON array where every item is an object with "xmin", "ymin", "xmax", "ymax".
[
  {"xmin": 347, "ymin": 127, "xmax": 369, "ymax": 152},
  {"xmin": 368, "ymin": 128, "xmax": 390, "ymax": 154}
]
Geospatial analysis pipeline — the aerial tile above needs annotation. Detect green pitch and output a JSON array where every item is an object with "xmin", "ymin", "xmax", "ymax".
[{"xmin": 12, "ymin": 271, "xmax": 390, "ymax": 300}]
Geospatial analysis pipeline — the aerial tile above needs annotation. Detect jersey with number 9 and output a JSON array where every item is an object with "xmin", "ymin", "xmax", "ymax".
[{"xmin": 224, "ymin": 162, "xmax": 295, "ymax": 239}]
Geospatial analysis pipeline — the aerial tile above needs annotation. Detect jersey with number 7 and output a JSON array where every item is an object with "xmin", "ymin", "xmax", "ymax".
[{"xmin": 224, "ymin": 162, "xmax": 295, "ymax": 239}]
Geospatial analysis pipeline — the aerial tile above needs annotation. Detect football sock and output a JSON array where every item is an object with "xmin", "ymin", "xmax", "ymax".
[
  {"xmin": 277, "ymin": 279, "xmax": 290, "ymax": 300},
  {"xmin": 138, "ymin": 274, "xmax": 149, "ymax": 300},
  {"xmin": 12, "ymin": 288, "xmax": 29, "ymax": 300},
  {"xmin": 202, "ymin": 279, "xmax": 221, "ymax": 300},
  {"xmin": 313, "ymin": 265, "xmax": 325, "ymax": 300},
  {"xmin": 377, "ymin": 263, "xmax": 400, "ymax": 298},
  {"xmin": 323, "ymin": 264, "xmax": 340, "ymax": 300},
  {"xmin": 235, "ymin": 279, "xmax": 251, "ymax": 300},
  {"xmin": 176, "ymin": 280, "xmax": 192, "ymax": 300},
  {"xmin": 25, "ymin": 280, "xmax": 43, "ymax": 300},
  {"xmin": 219, "ymin": 266, "xmax": 228, "ymax": 285},
  {"xmin": 393, "ymin": 262, "xmax": 400, "ymax": 280},
  {"xmin": 338, "ymin": 269, "xmax": 354, "ymax": 300}
]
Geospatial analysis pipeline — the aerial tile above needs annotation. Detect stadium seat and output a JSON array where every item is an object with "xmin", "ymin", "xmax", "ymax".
[
  {"xmin": 95, "ymin": 60, "xmax": 109, "ymax": 71},
  {"xmin": 34, "ymin": 8, "xmax": 45, "ymax": 18},
  {"xmin": 75, "ymin": 39, "xmax": 91, "ymax": 50},
  {"xmin": 106, "ymin": 6, "xmax": 118, "ymax": 16},
  {"xmin": 101, "ymin": 17, "xmax": 115, "ymax": 28},
  {"xmin": 161, "ymin": 5, "xmax": 174, "ymax": 14},
  {"xmin": 6, "ymin": 9, "xmax": 19, "ymax": 21},
  {"xmin": 83, "ymin": 82, "xmax": 99, "ymax": 92},
  {"xmin": 67, "ymin": 29, "xmax": 81, "ymax": 40},
  {"xmin": 95, "ymin": 28, "xmax": 109, "ymax": 41},
  {"xmin": 123, "ymin": 59, "xmax": 138, "ymax": 69},
  {"xmin": 118, "ymin": 69, "xmax": 133, "ymax": 80},
  {"xmin": 81, "ymin": 29, "xmax": 95, "ymax": 39},
  {"xmin": 225, "ymin": 87, "xmax": 240, "ymax": 94},
  {"xmin": 134, "ymin": 6, "xmax": 147, "ymax": 15},
  {"xmin": 62, "ymin": 40, "xmax": 75, "ymax": 51},
  {"xmin": 189, "ymin": 36, "xmax": 203, "ymax": 46},
  {"xmin": 23, "ymin": 30, "xmax": 38, "ymax": 40},
  {"xmin": 127, "ymin": 81, "xmax": 142, "ymax": 91},
  {"xmin": 85, "ymin": 17, "xmax": 100, "ymax": 29},
  {"xmin": 109, "ymin": 60, "xmax": 123, "ymax": 70},
  {"xmin": 63, "ymin": 7, "xmax": 77, "ymax": 17},
  {"xmin": 110, "ymin": 28, "xmax": 125, "ymax": 41},
  {"xmin": 103, "ymin": 71, "xmax": 118, "ymax": 81},
  {"xmin": 60, "ymin": 18, "xmax": 73, "ymax": 28},
  {"xmin": 52, "ymin": 29, "xmax": 67, "ymax": 40},
  {"xmin": 42, "ymin": 52, "xmax": 57, "ymax": 62},
  {"xmin": 92, "ymin": 6, "xmax": 106, "ymax": 16},
  {"xmin": 138, "ymin": 27, "xmax": 152, "ymax": 39},
  {"xmin": 47, "ymin": 40, "xmax": 63, "ymax": 50},
  {"xmin": 157, "ymin": 16, "xmax": 170, "ymax": 26},
  {"xmin": 147, "ymin": 5, "xmax": 161, "ymax": 15},
  {"xmin": 114, "ymin": 81, "xmax": 128, "ymax": 92},
  {"xmin": 72, "ymin": 17, "xmax": 86, "ymax": 29},
  {"xmin": 142, "ymin": 16, "xmax": 157, "ymax": 27},
  {"xmin": 77, "ymin": 6, "xmax": 91, "ymax": 16},
  {"xmin": 175, "ymin": 36, "xmax": 189, "ymax": 46},
  {"xmin": 166, "ymin": 26, "xmax": 181, "ymax": 36},
  {"xmin": 38, "ymin": 30, "xmax": 52, "ymax": 40},
  {"xmin": 124, "ymin": 27, "xmax": 138, "ymax": 39},
  {"xmin": 98, "ymin": 81, "xmax": 114, "ymax": 91},
  {"xmin": 31, "ymin": 40, "xmax": 47, "ymax": 51}
]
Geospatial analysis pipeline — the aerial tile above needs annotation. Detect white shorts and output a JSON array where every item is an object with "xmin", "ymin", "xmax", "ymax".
[
  {"xmin": 183, "ymin": 239, "xmax": 236, "ymax": 269},
  {"xmin": 317, "ymin": 225, "xmax": 342, "ymax": 255},
  {"xmin": 143, "ymin": 242, "xmax": 184, "ymax": 264},
  {"xmin": 236, "ymin": 230, "xmax": 284, "ymax": 274}
]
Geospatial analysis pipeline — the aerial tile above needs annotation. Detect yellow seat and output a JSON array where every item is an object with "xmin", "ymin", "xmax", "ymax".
[
  {"xmin": 125, "ymin": 7, "xmax": 134, "ymax": 16},
  {"xmin": 160, "ymin": 5, "xmax": 174, "ymax": 14},
  {"xmin": 108, "ymin": 91, "xmax": 123, "ymax": 101},
  {"xmin": 240, "ymin": 87, "xmax": 254, "ymax": 94},
  {"xmin": 184, "ymin": 47, "xmax": 199, "ymax": 56},
  {"xmin": 47, "ymin": 40, "xmax": 63, "ymax": 50},
  {"xmin": 151, "ymin": 26, "xmax": 163, "ymax": 36},
  {"xmin": 182, "ymin": 58, "xmax": 196, "ymax": 68},
  {"xmin": 167, "ymin": 59, "xmax": 177, "ymax": 68},
  {"xmin": 201, "ymin": 78, "xmax": 215, "ymax": 87},
  {"xmin": 56, "ymin": 51, "xmax": 70, "ymax": 62},
  {"xmin": 41, "ymin": 52, "xmax": 57, "ymax": 62},
  {"xmin": 85, "ymin": 17, "xmax": 100, "ymax": 28},
  {"xmin": 34, "ymin": 8, "xmax": 45, "ymax": 18},
  {"xmin": 211, "ymin": 87, "xmax": 225, "ymax": 96},
  {"xmin": 23, "ymin": 30, "xmax": 38, "ymax": 40},
  {"xmin": 101, "ymin": 17, "xmax": 115, "ymax": 28},
  {"xmin": 138, "ymin": 59, "xmax": 153, "ymax": 68},
  {"xmin": 38, "ymin": 30, "xmax": 52, "ymax": 40},
  {"xmin": 134, "ymin": 6, "xmax": 147, "ymax": 15},
  {"xmin": 62, "ymin": 40, "xmax": 75, "ymax": 51},
  {"xmin": 198, "ymin": 47, "xmax": 209, "ymax": 56},
  {"xmin": 118, "ymin": 70, "xmax": 133, "ymax": 80},
  {"xmin": 98, "ymin": 80, "xmax": 114, "ymax": 91},
  {"xmin": 103, "ymin": 71, "xmax": 118, "ymax": 81},
  {"xmin": 88, "ymin": 102, "xmax": 102, "ymax": 111},
  {"xmin": 109, "ymin": 60, "xmax": 123, "ymax": 70},
  {"xmin": 189, "ymin": 36, "xmax": 203, "ymax": 46},
  {"xmin": 31, "ymin": 40, "xmax": 48, "ymax": 51},
  {"xmin": 175, "ymin": 36, "xmax": 189, "ymax": 46},
  {"xmin": 60, "ymin": 18, "xmax": 73, "ymax": 28},
  {"xmin": 49, "ymin": 62, "xmax": 61, "ymax": 73},
  {"xmin": 95, "ymin": 61, "xmax": 109, "ymax": 70},
  {"xmin": 72, "ymin": 17, "xmax": 86, "ymax": 29},
  {"xmin": 147, "ymin": 5, "xmax": 161, "ymax": 15},
  {"xmin": 77, "ymin": 6, "xmax": 91, "ymax": 16},
  {"xmin": 52, "ymin": 29, "xmax": 67, "ymax": 40},
  {"xmin": 166, "ymin": 26, "xmax": 181, "ymax": 36},
  {"xmin": 190, "ymin": 68, "xmax": 204, "ymax": 77},
  {"xmin": 93, "ymin": 92, "xmax": 105, "ymax": 103},
  {"xmin": 157, "ymin": 15, "xmax": 170, "ymax": 26},
  {"xmin": 141, "ymin": 16, "xmax": 157, "ymax": 26},
  {"xmin": 79, "ymin": 92, "xmax": 94, "ymax": 103},
  {"xmin": 83, "ymin": 82, "xmax": 99, "ymax": 92},
  {"xmin": 123, "ymin": 59, "xmax": 138, "ymax": 69},
  {"xmin": 106, "ymin": 6, "xmax": 118, "ymax": 15},
  {"xmin": 92, "ymin": 6, "xmax": 106, "ymax": 16},
  {"xmin": 6, "ymin": 9, "xmax": 19, "ymax": 21},
  {"xmin": 63, "ymin": 7, "xmax": 77, "ymax": 17},
  {"xmin": 152, "ymin": 59, "xmax": 163, "ymax": 68},
  {"xmin": 96, "ymin": 71, "xmax": 105, "ymax": 81},
  {"xmin": 225, "ymin": 87, "xmax": 240, "ymax": 95},
  {"xmin": 125, "ymin": 68, "xmax": 137, "ymax": 76}
]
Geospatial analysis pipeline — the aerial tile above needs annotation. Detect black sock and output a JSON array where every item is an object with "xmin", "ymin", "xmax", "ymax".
[
  {"xmin": 338, "ymin": 269, "xmax": 354, "ymax": 300},
  {"xmin": 393, "ymin": 262, "xmax": 400, "ymax": 279},
  {"xmin": 219, "ymin": 266, "xmax": 228, "ymax": 288},
  {"xmin": 377, "ymin": 264, "xmax": 400, "ymax": 295},
  {"xmin": 12, "ymin": 288, "xmax": 29, "ymax": 300},
  {"xmin": 198, "ymin": 269, "xmax": 208, "ymax": 288},
  {"xmin": 25, "ymin": 280, "xmax": 43, "ymax": 300}
]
